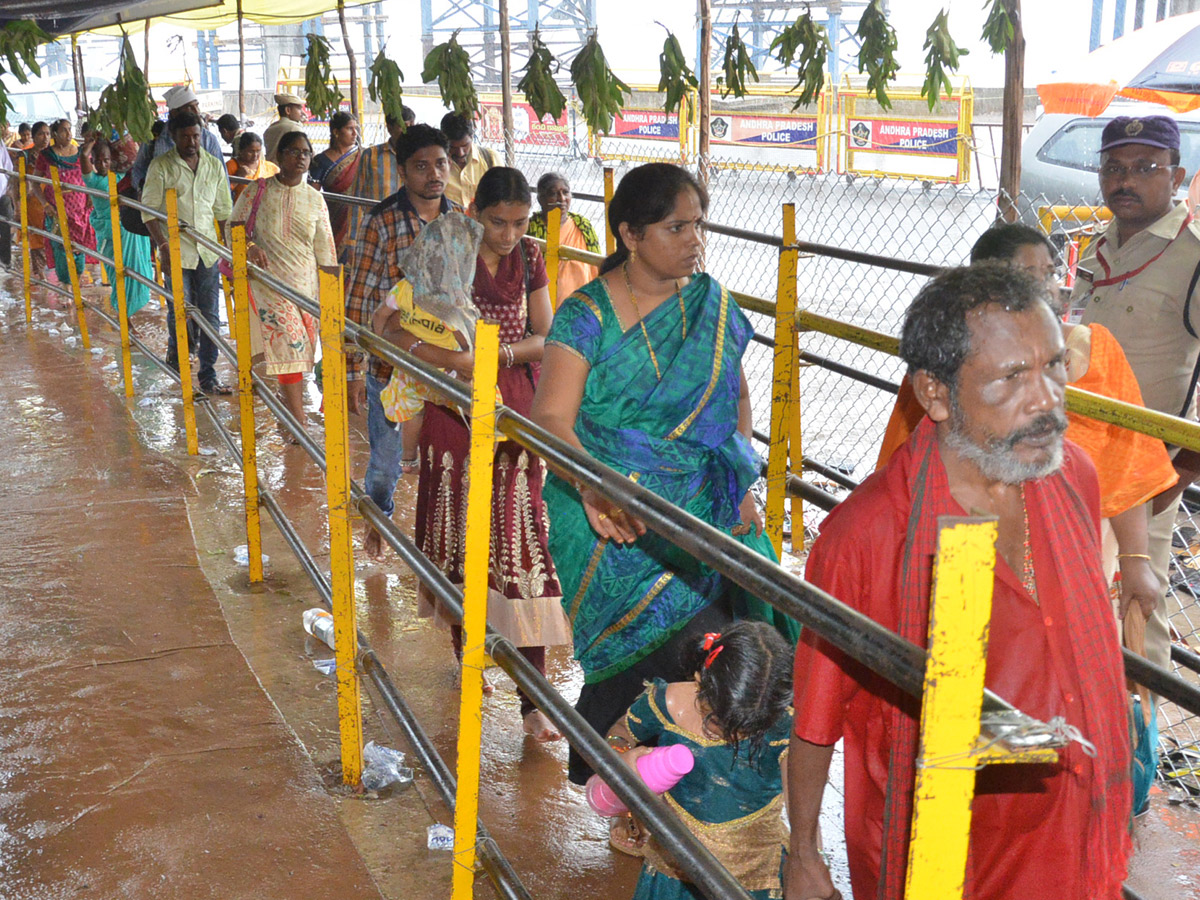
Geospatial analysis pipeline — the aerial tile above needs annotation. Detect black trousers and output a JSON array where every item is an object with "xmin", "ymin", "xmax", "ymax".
[
  {"xmin": 567, "ymin": 599, "xmax": 734, "ymax": 785},
  {"xmin": 0, "ymin": 194, "xmax": 12, "ymax": 269}
]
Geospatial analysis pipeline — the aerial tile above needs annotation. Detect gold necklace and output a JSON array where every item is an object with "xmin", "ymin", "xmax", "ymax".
[
  {"xmin": 1021, "ymin": 485, "xmax": 1038, "ymax": 603},
  {"xmin": 622, "ymin": 262, "xmax": 685, "ymax": 381}
]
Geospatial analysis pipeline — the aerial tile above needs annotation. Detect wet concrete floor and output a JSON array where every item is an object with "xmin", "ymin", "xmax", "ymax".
[{"xmin": 2, "ymin": 268, "xmax": 1198, "ymax": 899}]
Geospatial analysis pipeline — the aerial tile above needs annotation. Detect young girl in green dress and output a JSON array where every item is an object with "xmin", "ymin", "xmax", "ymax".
[{"xmin": 606, "ymin": 621, "xmax": 795, "ymax": 900}]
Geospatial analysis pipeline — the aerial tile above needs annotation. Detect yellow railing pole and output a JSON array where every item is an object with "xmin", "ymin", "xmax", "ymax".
[
  {"xmin": 765, "ymin": 203, "xmax": 797, "ymax": 557},
  {"xmin": 231, "ymin": 225, "xmax": 264, "ymax": 584},
  {"xmin": 49, "ymin": 167, "xmax": 90, "ymax": 349},
  {"xmin": 546, "ymin": 206, "xmax": 562, "ymax": 310},
  {"xmin": 450, "ymin": 319, "xmax": 501, "ymax": 900},
  {"xmin": 603, "ymin": 166, "xmax": 615, "ymax": 256},
  {"xmin": 107, "ymin": 171, "xmax": 134, "ymax": 398},
  {"xmin": 904, "ymin": 517, "xmax": 997, "ymax": 899},
  {"xmin": 166, "ymin": 188, "xmax": 199, "ymax": 455},
  {"xmin": 18, "ymin": 157, "xmax": 31, "ymax": 325},
  {"xmin": 784, "ymin": 208, "xmax": 804, "ymax": 553},
  {"xmin": 319, "ymin": 264, "xmax": 363, "ymax": 786}
]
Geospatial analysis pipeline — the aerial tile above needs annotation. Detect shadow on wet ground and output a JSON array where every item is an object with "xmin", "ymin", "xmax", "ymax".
[{"xmin": 3, "ymin": 268, "xmax": 1198, "ymax": 900}]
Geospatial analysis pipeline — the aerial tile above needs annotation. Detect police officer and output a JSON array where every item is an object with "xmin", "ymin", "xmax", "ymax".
[{"xmin": 1072, "ymin": 114, "xmax": 1200, "ymax": 674}]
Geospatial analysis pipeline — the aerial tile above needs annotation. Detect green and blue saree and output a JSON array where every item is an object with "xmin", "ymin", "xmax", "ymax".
[{"xmin": 544, "ymin": 273, "xmax": 786, "ymax": 684}]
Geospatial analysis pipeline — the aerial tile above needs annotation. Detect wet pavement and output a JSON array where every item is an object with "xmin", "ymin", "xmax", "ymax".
[{"xmin": 2, "ymin": 266, "xmax": 1198, "ymax": 900}]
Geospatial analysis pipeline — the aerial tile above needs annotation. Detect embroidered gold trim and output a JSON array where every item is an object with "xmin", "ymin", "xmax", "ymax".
[
  {"xmin": 575, "ymin": 292, "xmax": 604, "ymax": 325},
  {"xmin": 596, "ymin": 571, "xmax": 674, "ymax": 644},
  {"xmin": 546, "ymin": 339, "xmax": 590, "ymax": 365},
  {"xmin": 667, "ymin": 285, "xmax": 729, "ymax": 441},
  {"xmin": 646, "ymin": 685, "xmax": 724, "ymax": 748},
  {"xmin": 567, "ymin": 540, "xmax": 607, "ymax": 624}
]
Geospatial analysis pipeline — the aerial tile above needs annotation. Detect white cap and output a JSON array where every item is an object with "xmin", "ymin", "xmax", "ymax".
[{"xmin": 163, "ymin": 85, "xmax": 198, "ymax": 110}]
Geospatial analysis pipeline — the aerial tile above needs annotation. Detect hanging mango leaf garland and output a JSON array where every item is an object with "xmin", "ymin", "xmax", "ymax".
[
  {"xmin": 0, "ymin": 20, "xmax": 51, "ymax": 129},
  {"xmin": 717, "ymin": 20, "xmax": 759, "ymax": 99},
  {"xmin": 368, "ymin": 48, "xmax": 406, "ymax": 127},
  {"xmin": 657, "ymin": 28, "xmax": 698, "ymax": 118},
  {"xmin": 981, "ymin": 0, "xmax": 1017, "ymax": 54},
  {"xmin": 304, "ymin": 33, "xmax": 344, "ymax": 121},
  {"xmin": 856, "ymin": 0, "xmax": 900, "ymax": 109},
  {"xmin": 86, "ymin": 35, "xmax": 156, "ymax": 143},
  {"xmin": 518, "ymin": 27, "xmax": 567, "ymax": 122},
  {"xmin": 422, "ymin": 30, "xmax": 479, "ymax": 119},
  {"xmin": 570, "ymin": 33, "xmax": 630, "ymax": 134},
  {"xmin": 769, "ymin": 8, "xmax": 830, "ymax": 109},
  {"xmin": 921, "ymin": 10, "xmax": 969, "ymax": 110}
]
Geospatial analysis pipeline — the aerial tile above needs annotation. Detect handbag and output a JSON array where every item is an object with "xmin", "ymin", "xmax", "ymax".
[
  {"xmin": 219, "ymin": 178, "xmax": 267, "ymax": 279},
  {"xmin": 117, "ymin": 173, "xmax": 149, "ymax": 237}
]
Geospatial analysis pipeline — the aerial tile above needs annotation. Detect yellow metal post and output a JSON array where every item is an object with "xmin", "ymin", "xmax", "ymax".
[
  {"xmin": 18, "ymin": 156, "xmax": 32, "ymax": 325},
  {"xmin": 231, "ymin": 226, "xmax": 264, "ymax": 584},
  {"xmin": 50, "ymin": 166, "xmax": 90, "ymax": 349},
  {"xmin": 166, "ymin": 189, "xmax": 199, "ymax": 455},
  {"xmin": 904, "ymin": 517, "xmax": 998, "ymax": 899},
  {"xmin": 765, "ymin": 203, "xmax": 797, "ymax": 557},
  {"xmin": 319, "ymin": 264, "xmax": 363, "ymax": 786},
  {"xmin": 546, "ymin": 206, "xmax": 562, "ymax": 310},
  {"xmin": 451, "ymin": 319, "xmax": 501, "ymax": 900},
  {"xmin": 603, "ymin": 167, "xmax": 615, "ymax": 256},
  {"xmin": 789, "ymin": 323, "xmax": 805, "ymax": 553},
  {"xmin": 107, "ymin": 171, "xmax": 134, "ymax": 398}
]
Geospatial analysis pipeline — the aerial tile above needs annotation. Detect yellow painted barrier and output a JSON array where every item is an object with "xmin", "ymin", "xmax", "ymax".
[
  {"xmin": 905, "ymin": 517, "xmax": 998, "ymax": 897},
  {"xmin": 107, "ymin": 171, "xmax": 134, "ymax": 399},
  {"xmin": 766, "ymin": 204, "xmax": 797, "ymax": 557},
  {"xmin": 546, "ymin": 206, "xmax": 562, "ymax": 310},
  {"xmin": 231, "ymin": 226, "xmax": 264, "ymax": 584},
  {"xmin": 49, "ymin": 167, "xmax": 90, "ymax": 349},
  {"xmin": 785, "ymin": 214, "xmax": 805, "ymax": 553},
  {"xmin": 18, "ymin": 157, "xmax": 31, "ymax": 325},
  {"xmin": 319, "ymin": 264, "xmax": 363, "ymax": 786},
  {"xmin": 451, "ymin": 319, "xmax": 501, "ymax": 900},
  {"xmin": 165, "ymin": 189, "xmax": 199, "ymax": 456},
  {"xmin": 603, "ymin": 167, "xmax": 615, "ymax": 256}
]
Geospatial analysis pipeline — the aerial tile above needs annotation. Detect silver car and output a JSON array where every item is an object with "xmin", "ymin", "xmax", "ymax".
[{"xmin": 1020, "ymin": 104, "xmax": 1200, "ymax": 217}]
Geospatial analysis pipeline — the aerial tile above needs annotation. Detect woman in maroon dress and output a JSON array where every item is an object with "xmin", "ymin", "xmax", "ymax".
[{"xmin": 414, "ymin": 167, "xmax": 570, "ymax": 743}]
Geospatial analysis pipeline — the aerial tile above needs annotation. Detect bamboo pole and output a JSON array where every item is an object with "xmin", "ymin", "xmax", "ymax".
[
  {"xmin": 237, "ymin": 0, "xmax": 246, "ymax": 119},
  {"xmin": 997, "ymin": 0, "xmax": 1024, "ymax": 222},
  {"xmin": 70, "ymin": 34, "xmax": 85, "ymax": 120},
  {"xmin": 144, "ymin": 20, "xmax": 151, "ymax": 84},
  {"xmin": 498, "ymin": 0, "xmax": 515, "ymax": 166},
  {"xmin": 107, "ymin": 171, "xmax": 134, "ymax": 398},
  {"xmin": 697, "ymin": 0, "xmax": 712, "ymax": 186},
  {"xmin": 338, "ymin": 0, "xmax": 360, "ymax": 120}
]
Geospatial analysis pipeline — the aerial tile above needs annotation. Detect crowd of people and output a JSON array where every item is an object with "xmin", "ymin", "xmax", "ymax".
[{"xmin": 4, "ymin": 92, "xmax": 1197, "ymax": 899}]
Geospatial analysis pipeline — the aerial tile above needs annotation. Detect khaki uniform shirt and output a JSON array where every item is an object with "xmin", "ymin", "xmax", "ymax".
[
  {"xmin": 141, "ymin": 148, "xmax": 233, "ymax": 270},
  {"xmin": 263, "ymin": 117, "xmax": 304, "ymax": 163},
  {"xmin": 1073, "ymin": 202, "xmax": 1200, "ymax": 419},
  {"xmin": 444, "ymin": 143, "xmax": 495, "ymax": 208}
]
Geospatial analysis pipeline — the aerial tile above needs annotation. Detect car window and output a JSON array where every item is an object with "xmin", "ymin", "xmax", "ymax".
[{"xmin": 1038, "ymin": 117, "xmax": 1200, "ymax": 175}]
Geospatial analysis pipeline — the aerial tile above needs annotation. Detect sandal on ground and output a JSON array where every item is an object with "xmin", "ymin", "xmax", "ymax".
[
  {"xmin": 609, "ymin": 815, "xmax": 647, "ymax": 858},
  {"xmin": 481, "ymin": 669, "xmax": 495, "ymax": 695}
]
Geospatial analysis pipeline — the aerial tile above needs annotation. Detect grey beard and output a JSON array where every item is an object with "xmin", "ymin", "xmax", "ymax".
[{"xmin": 943, "ymin": 413, "xmax": 1067, "ymax": 485}]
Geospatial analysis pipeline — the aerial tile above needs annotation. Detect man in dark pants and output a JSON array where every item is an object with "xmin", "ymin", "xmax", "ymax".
[{"xmin": 141, "ymin": 110, "xmax": 233, "ymax": 394}]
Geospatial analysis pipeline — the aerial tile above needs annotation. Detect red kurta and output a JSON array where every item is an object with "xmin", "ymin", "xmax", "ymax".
[{"xmin": 795, "ymin": 419, "xmax": 1132, "ymax": 900}]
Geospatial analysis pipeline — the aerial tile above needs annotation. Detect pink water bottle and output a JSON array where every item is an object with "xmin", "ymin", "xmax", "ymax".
[{"xmin": 585, "ymin": 744, "xmax": 695, "ymax": 817}]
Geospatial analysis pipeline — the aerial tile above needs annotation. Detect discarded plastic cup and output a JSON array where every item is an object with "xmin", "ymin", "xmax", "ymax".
[
  {"xmin": 233, "ymin": 544, "xmax": 269, "ymax": 567},
  {"xmin": 302, "ymin": 608, "xmax": 335, "ymax": 651}
]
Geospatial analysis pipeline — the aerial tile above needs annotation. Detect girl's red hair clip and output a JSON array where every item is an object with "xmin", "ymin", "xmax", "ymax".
[{"xmin": 701, "ymin": 632, "xmax": 724, "ymax": 668}]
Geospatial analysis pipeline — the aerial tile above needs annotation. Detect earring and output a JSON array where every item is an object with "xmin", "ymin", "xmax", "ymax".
[{"xmin": 630, "ymin": 247, "xmax": 637, "ymax": 262}]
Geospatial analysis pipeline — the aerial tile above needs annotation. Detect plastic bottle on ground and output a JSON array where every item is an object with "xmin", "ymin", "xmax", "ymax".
[{"xmin": 302, "ymin": 607, "xmax": 335, "ymax": 651}]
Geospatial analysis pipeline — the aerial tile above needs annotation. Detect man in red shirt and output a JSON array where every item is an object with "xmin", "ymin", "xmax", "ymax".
[{"xmin": 784, "ymin": 264, "xmax": 1132, "ymax": 900}]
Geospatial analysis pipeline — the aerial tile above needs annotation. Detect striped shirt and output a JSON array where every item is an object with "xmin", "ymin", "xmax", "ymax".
[{"xmin": 345, "ymin": 141, "xmax": 403, "ymax": 260}]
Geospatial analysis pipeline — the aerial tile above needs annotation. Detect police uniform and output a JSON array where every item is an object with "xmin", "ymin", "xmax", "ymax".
[
  {"xmin": 1071, "ymin": 115, "xmax": 1200, "ymax": 673},
  {"xmin": 263, "ymin": 92, "xmax": 306, "ymax": 163}
]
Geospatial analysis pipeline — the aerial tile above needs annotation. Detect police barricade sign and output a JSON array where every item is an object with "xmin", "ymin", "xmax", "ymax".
[{"xmin": 838, "ymin": 75, "xmax": 974, "ymax": 184}]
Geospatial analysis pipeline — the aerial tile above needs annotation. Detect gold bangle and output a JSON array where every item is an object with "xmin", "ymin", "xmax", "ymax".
[{"xmin": 1117, "ymin": 553, "xmax": 1152, "ymax": 561}]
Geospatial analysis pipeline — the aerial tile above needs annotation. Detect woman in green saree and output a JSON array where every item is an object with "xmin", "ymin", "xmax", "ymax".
[{"xmin": 532, "ymin": 163, "xmax": 789, "ymax": 790}]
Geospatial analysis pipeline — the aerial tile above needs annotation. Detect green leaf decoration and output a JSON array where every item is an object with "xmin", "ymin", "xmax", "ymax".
[
  {"xmin": 717, "ymin": 20, "xmax": 759, "ymax": 99},
  {"xmin": 304, "ymin": 33, "xmax": 344, "ymax": 121},
  {"xmin": 770, "ymin": 8, "xmax": 830, "ymax": 109},
  {"xmin": 421, "ymin": 30, "xmax": 479, "ymax": 119},
  {"xmin": 981, "ymin": 0, "xmax": 1016, "ymax": 55},
  {"xmin": 657, "ymin": 28, "xmax": 698, "ymax": 118},
  {"xmin": 921, "ymin": 9, "xmax": 968, "ymax": 111},
  {"xmin": 570, "ymin": 32, "xmax": 630, "ymax": 135},
  {"xmin": 368, "ymin": 48, "xmax": 406, "ymax": 127},
  {"xmin": 0, "ymin": 21, "xmax": 51, "ymax": 129},
  {"xmin": 856, "ymin": 0, "xmax": 900, "ymax": 109},
  {"xmin": 518, "ymin": 27, "xmax": 567, "ymax": 122},
  {"xmin": 86, "ymin": 35, "xmax": 156, "ymax": 143}
]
